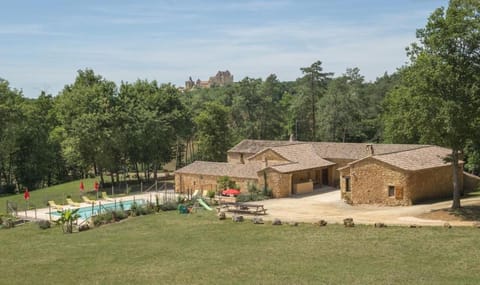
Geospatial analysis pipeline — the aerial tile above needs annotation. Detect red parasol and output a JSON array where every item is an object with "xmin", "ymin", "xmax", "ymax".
[
  {"xmin": 222, "ymin": 189, "xmax": 241, "ymax": 196},
  {"xmin": 24, "ymin": 188, "xmax": 30, "ymax": 200},
  {"xmin": 94, "ymin": 181, "xmax": 99, "ymax": 191},
  {"xmin": 80, "ymin": 181, "xmax": 85, "ymax": 192}
]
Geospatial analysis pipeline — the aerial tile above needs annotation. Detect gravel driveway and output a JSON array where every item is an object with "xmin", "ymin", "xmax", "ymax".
[{"xmin": 257, "ymin": 188, "xmax": 480, "ymax": 226}]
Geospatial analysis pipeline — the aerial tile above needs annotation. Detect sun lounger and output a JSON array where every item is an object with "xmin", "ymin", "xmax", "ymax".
[
  {"xmin": 101, "ymin": 192, "xmax": 115, "ymax": 202},
  {"xmin": 82, "ymin": 196, "xmax": 96, "ymax": 204},
  {"xmin": 66, "ymin": 198, "xmax": 81, "ymax": 207},
  {"xmin": 48, "ymin": 200, "xmax": 64, "ymax": 210}
]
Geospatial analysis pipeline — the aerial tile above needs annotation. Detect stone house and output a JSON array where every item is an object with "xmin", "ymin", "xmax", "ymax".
[
  {"xmin": 338, "ymin": 146, "xmax": 463, "ymax": 205},
  {"xmin": 175, "ymin": 139, "xmax": 471, "ymax": 205}
]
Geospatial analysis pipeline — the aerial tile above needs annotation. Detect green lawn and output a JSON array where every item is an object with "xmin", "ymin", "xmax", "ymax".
[
  {"xmin": 0, "ymin": 179, "xmax": 100, "ymax": 212},
  {"xmin": 2, "ymin": 211, "xmax": 480, "ymax": 285},
  {"xmin": 0, "ymin": 178, "xmax": 165, "ymax": 213}
]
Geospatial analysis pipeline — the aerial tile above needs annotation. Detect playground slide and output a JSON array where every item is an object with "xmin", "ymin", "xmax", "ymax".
[{"xmin": 197, "ymin": 198, "xmax": 213, "ymax": 211}]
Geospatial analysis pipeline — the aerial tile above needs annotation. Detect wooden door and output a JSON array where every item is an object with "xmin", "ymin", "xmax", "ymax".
[
  {"xmin": 322, "ymin": 169, "xmax": 329, "ymax": 185},
  {"xmin": 395, "ymin": 186, "xmax": 404, "ymax": 200}
]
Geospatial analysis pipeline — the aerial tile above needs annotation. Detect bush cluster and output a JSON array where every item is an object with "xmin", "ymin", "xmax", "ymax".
[{"xmin": 37, "ymin": 220, "xmax": 51, "ymax": 230}]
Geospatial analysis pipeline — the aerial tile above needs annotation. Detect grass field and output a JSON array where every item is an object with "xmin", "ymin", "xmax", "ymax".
[
  {"xmin": 0, "ymin": 178, "xmax": 166, "ymax": 213},
  {"xmin": 2, "ymin": 211, "xmax": 480, "ymax": 285},
  {"xmin": 0, "ymin": 179, "xmax": 101, "ymax": 212}
]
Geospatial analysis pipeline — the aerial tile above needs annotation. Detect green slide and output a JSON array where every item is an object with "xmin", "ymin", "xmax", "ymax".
[{"xmin": 197, "ymin": 198, "xmax": 213, "ymax": 211}]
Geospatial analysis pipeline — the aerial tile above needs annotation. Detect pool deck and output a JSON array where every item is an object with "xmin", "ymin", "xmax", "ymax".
[{"xmin": 16, "ymin": 191, "xmax": 177, "ymax": 223}]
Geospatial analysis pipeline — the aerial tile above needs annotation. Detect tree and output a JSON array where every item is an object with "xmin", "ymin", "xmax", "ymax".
[
  {"xmin": 298, "ymin": 61, "xmax": 333, "ymax": 140},
  {"xmin": 0, "ymin": 79, "xmax": 23, "ymax": 191},
  {"xmin": 317, "ymin": 68, "xmax": 363, "ymax": 142},
  {"xmin": 54, "ymin": 208, "xmax": 80, "ymax": 234},
  {"xmin": 55, "ymin": 69, "xmax": 118, "ymax": 184},
  {"xmin": 384, "ymin": 0, "xmax": 480, "ymax": 208},
  {"xmin": 195, "ymin": 102, "xmax": 231, "ymax": 161}
]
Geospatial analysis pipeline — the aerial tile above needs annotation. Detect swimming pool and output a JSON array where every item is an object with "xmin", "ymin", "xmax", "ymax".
[{"xmin": 51, "ymin": 199, "xmax": 146, "ymax": 220}]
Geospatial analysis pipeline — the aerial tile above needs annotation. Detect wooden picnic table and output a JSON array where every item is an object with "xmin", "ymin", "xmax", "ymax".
[{"xmin": 217, "ymin": 202, "xmax": 267, "ymax": 215}]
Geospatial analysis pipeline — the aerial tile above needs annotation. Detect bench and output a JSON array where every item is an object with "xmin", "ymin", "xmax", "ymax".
[{"xmin": 216, "ymin": 202, "xmax": 267, "ymax": 215}]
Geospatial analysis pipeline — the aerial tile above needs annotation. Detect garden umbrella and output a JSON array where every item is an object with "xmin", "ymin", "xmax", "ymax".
[
  {"xmin": 79, "ymin": 181, "xmax": 84, "ymax": 192},
  {"xmin": 23, "ymin": 188, "xmax": 30, "ymax": 200},
  {"xmin": 222, "ymin": 189, "xmax": 241, "ymax": 196}
]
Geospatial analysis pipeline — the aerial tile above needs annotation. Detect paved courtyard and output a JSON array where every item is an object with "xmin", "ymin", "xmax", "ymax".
[{"xmin": 258, "ymin": 188, "xmax": 480, "ymax": 226}]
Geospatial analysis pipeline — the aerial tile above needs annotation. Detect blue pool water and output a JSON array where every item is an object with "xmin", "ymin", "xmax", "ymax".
[{"xmin": 51, "ymin": 199, "xmax": 146, "ymax": 220}]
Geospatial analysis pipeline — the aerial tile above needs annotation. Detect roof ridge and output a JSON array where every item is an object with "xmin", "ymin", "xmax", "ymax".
[{"xmin": 373, "ymin": 145, "xmax": 433, "ymax": 156}]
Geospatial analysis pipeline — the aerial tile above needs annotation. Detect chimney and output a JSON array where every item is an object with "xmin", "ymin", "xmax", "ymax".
[{"xmin": 366, "ymin": 144, "xmax": 374, "ymax": 156}]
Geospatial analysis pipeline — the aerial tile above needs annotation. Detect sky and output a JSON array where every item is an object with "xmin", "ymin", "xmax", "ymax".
[{"xmin": 0, "ymin": 0, "xmax": 449, "ymax": 98}]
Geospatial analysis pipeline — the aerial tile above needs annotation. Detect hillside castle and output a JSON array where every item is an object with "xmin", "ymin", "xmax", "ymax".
[{"xmin": 185, "ymin": 70, "xmax": 233, "ymax": 90}]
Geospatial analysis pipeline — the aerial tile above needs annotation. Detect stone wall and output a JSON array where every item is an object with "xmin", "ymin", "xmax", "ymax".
[
  {"xmin": 248, "ymin": 149, "xmax": 289, "ymax": 165},
  {"xmin": 259, "ymin": 170, "xmax": 292, "ymax": 198},
  {"xmin": 408, "ymin": 165, "xmax": 463, "ymax": 203},
  {"xmin": 464, "ymin": 172, "xmax": 480, "ymax": 193},
  {"xmin": 175, "ymin": 173, "xmax": 257, "ymax": 194},
  {"xmin": 292, "ymin": 170, "xmax": 315, "ymax": 185},
  {"xmin": 326, "ymin": 158, "xmax": 355, "ymax": 186},
  {"xmin": 345, "ymin": 158, "xmax": 410, "ymax": 206},
  {"xmin": 227, "ymin": 152, "xmax": 251, "ymax": 164}
]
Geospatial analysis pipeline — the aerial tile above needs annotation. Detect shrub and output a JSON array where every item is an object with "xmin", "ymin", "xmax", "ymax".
[
  {"xmin": 217, "ymin": 176, "xmax": 237, "ymax": 190},
  {"xmin": 0, "ymin": 184, "xmax": 16, "ymax": 194},
  {"xmin": 248, "ymin": 182, "xmax": 260, "ymax": 195},
  {"xmin": 112, "ymin": 210, "xmax": 128, "ymax": 221},
  {"xmin": 37, "ymin": 220, "xmax": 51, "ymax": 230},
  {"xmin": 236, "ymin": 192, "xmax": 269, "ymax": 203},
  {"xmin": 207, "ymin": 190, "xmax": 216, "ymax": 199},
  {"xmin": 2, "ymin": 218, "xmax": 15, "ymax": 229},
  {"xmin": 92, "ymin": 211, "xmax": 113, "ymax": 226},
  {"xmin": 262, "ymin": 187, "xmax": 273, "ymax": 198},
  {"xmin": 236, "ymin": 193, "xmax": 253, "ymax": 203},
  {"xmin": 132, "ymin": 203, "xmax": 155, "ymax": 216},
  {"xmin": 160, "ymin": 201, "xmax": 178, "ymax": 211},
  {"xmin": 129, "ymin": 202, "xmax": 138, "ymax": 215},
  {"xmin": 177, "ymin": 195, "xmax": 187, "ymax": 204}
]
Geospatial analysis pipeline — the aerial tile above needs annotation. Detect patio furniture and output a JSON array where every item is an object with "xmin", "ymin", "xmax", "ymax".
[{"xmin": 66, "ymin": 198, "xmax": 81, "ymax": 207}]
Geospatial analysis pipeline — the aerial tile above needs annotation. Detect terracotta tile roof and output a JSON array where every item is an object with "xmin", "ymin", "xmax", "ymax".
[
  {"xmin": 372, "ymin": 146, "xmax": 456, "ymax": 171},
  {"xmin": 229, "ymin": 139, "xmax": 427, "ymax": 160},
  {"xmin": 269, "ymin": 161, "xmax": 334, "ymax": 173},
  {"xmin": 175, "ymin": 161, "xmax": 262, "ymax": 179},
  {"xmin": 257, "ymin": 144, "xmax": 336, "ymax": 173},
  {"xmin": 228, "ymin": 139, "xmax": 302, "ymax": 154},
  {"xmin": 311, "ymin": 142, "xmax": 427, "ymax": 160}
]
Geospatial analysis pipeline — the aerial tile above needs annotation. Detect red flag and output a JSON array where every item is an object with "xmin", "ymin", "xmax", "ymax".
[
  {"xmin": 24, "ymin": 188, "xmax": 30, "ymax": 200},
  {"xmin": 80, "ymin": 181, "xmax": 85, "ymax": 192},
  {"xmin": 94, "ymin": 181, "xmax": 99, "ymax": 191}
]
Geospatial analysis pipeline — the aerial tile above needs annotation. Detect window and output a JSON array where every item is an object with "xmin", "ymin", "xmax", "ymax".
[
  {"xmin": 344, "ymin": 177, "xmax": 351, "ymax": 192},
  {"xmin": 388, "ymin": 185, "xmax": 395, "ymax": 197}
]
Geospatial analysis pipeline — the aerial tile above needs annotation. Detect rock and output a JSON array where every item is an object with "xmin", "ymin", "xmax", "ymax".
[
  {"xmin": 252, "ymin": 217, "xmax": 264, "ymax": 224},
  {"xmin": 289, "ymin": 221, "xmax": 299, "ymax": 227},
  {"xmin": 343, "ymin": 218, "xmax": 354, "ymax": 227},
  {"xmin": 217, "ymin": 212, "xmax": 226, "ymax": 220},
  {"xmin": 232, "ymin": 215, "xmax": 244, "ymax": 222},
  {"xmin": 374, "ymin": 222, "xmax": 387, "ymax": 228},
  {"xmin": 443, "ymin": 222, "xmax": 452, "ymax": 228},
  {"xmin": 272, "ymin": 218, "xmax": 282, "ymax": 226},
  {"xmin": 473, "ymin": 222, "xmax": 480, "ymax": 228},
  {"xmin": 78, "ymin": 224, "xmax": 90, "ymax": 232},
  {"xmin": 314, "ymin": 219, "xmax": 328, "ymax": 227}
]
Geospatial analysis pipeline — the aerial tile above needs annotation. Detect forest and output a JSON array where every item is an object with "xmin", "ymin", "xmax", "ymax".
[{"xmin": 0, "ymin": 0, "xmax": 479, "ymax": 193}]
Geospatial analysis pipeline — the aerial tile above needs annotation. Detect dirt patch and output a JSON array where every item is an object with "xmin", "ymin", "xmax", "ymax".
[{"xmin": 418, "ymin": 205, "xmax": 480, "ymax": 222}]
